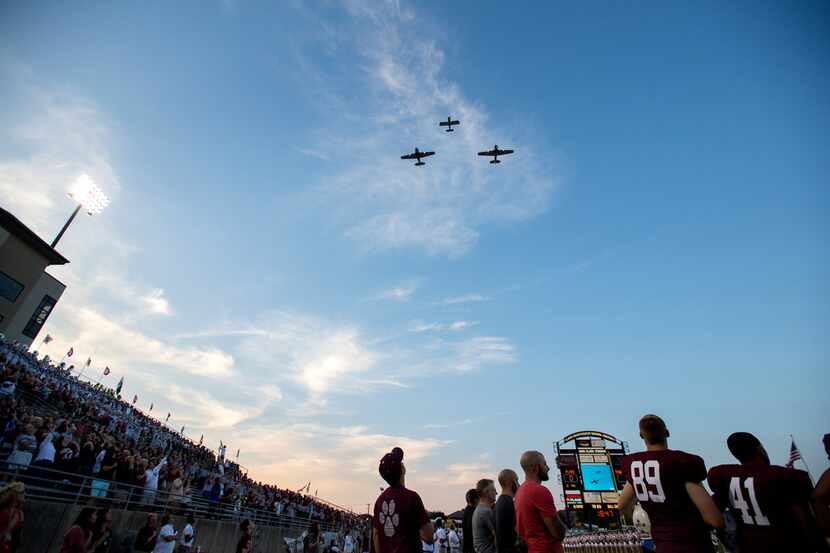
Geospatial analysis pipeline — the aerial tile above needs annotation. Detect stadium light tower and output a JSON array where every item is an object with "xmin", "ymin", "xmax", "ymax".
[{"xmin": 51, "ymin": 174, "xmax": 110, "ymax": 248}]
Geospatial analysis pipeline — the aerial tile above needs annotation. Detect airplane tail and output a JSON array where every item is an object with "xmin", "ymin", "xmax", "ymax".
[
  {"xmin": 446, "ymin": 128, "xmax": 453, "ymax": 132},
  {"xmin": 490, "ymin": 159, "xmax": 500, "ymax": 164},
  {"xmin": 416, "ymin": 161, "xmax": 425, "ymax": 166}
]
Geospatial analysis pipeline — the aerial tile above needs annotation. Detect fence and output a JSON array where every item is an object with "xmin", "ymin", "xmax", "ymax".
[
  {"xmin": 2, "ymin": 461, "xmax": 341, "ymax": 534},
  {"xmin": 561, "ymin": 530, "xmax": 646, "ymax": 552}
]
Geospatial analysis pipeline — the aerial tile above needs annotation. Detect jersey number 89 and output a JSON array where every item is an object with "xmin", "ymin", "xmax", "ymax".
[{"xmin": 630, "ymin": 460, "xmax": 666, "ymax": 503}]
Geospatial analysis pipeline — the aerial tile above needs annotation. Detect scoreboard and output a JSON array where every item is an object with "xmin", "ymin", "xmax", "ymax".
[{"xmin": 554, "ymin": 431, "xmax": 628, "ymax": 529}]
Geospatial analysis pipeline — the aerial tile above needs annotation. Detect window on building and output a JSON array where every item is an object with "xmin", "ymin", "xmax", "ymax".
[{"xmin": 0, "ymin": 272, "xmax": 24, "ymax": 302}]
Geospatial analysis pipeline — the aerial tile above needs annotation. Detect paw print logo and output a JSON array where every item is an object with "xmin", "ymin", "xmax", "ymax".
[{"xmin": 379, "ymin": 500, "xmax": 399, "ymax": 537}]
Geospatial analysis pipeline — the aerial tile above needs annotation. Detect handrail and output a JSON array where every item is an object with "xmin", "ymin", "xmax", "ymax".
[{"xmin": 2, "ymin": 461, "xmax": 346, "ymax": 533}]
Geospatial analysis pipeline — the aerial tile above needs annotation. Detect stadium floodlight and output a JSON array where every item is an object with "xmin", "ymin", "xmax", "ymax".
[{"xmin": 51, "ymin": 173, "xmax": 110, "ymax": 248}]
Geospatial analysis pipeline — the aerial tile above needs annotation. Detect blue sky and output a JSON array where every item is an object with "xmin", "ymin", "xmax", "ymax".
[{"xmin": 1, "ymin": 0, "xmax": 828, "ymax": 512}]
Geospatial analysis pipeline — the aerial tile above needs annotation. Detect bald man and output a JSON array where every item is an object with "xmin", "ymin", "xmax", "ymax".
[
  {"xmin": 495, "ymin": 469, "xmax": 519, "ymax": 553},
  {"xmin": 514, "ymin": 451, "xmax": 566, "ymax": 553}
]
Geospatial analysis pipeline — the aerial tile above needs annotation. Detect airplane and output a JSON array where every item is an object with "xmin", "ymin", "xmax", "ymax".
[
  {"xmin": 401, "ymin": 147, "xmax": 435, "ymax": 166},
  {"xmin": 590, "ymin": 479, "xmax": 600, "ymax": 485},
  {"xmin": 477, "ymin": 145, "xmax": 515, "ymax": 164},
  {"xmin": 439, "ymin": 116, "xmax": 460, "ymax": 132}
]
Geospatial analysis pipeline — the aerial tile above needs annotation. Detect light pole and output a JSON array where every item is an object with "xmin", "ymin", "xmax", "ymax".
[{"xmin": 51, "ymin": 174, "xmax": 109, "ymax": 248}]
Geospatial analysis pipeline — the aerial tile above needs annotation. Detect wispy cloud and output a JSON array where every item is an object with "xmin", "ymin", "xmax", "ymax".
[
  {"xmin": 408, "ymin": 319, "xmax": 478, "ymax": 333},
  {"xmin": 141, "ymin": 288, "xmax": 172, "ymax": 316},
  {"xmin": 438, "ymin": 293, "xmax": 490, "ymax": 305},
  {"xmin": 297, "ymin": 147, "xmax": 332, "ymax": 162},
  {"xmin": 374, "ymin": 282, "xmax": 418, "ymax": 302}
]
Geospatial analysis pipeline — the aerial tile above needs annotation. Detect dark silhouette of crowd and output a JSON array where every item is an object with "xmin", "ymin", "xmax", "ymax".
[{"xmin": 0, "ymin": 336, "xmax": 361, "ymax": 552}]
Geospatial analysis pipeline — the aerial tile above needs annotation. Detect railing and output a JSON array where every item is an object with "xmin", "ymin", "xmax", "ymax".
[
  {"xmin": 2, "ymin": 462, "xmax": 343, "ymax": 533},
  {"xmin": 562, "ymin": 530, "xmax": 645, "ymax": 552}
]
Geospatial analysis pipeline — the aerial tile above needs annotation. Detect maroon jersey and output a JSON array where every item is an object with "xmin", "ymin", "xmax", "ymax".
[
  {"xmin": 373, "ymin": 485, "xmax": 428, "ymax": 553},
  {"xmin": 621, "ymin": 449, "xmax": 713, "ymax": 552},
  {"xmin": 708, "ymin": 464, "xmax": 813, "ymax": 553}
]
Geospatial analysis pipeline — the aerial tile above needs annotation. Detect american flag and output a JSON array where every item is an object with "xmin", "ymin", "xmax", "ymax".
[
  {"xmin": 43, "ymin": 334, "xmax": 53, "ymax": 344},
  {"xmin": 785, "ymin": 438, "xmax": 803, "ymax": 468}
]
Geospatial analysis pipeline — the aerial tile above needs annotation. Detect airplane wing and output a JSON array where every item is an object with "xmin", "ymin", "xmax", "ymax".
[
  {"xmin": 421, "ymin": 151, "xmax": 435, "ymax": 157},
  {"xmin": 449, "ymin": 120, "xmax": 460, "ymax": 125},
  {"xmin": 478, "ymin": 149, "xmax": 497, "ymax": 157},
  {"xmin": 439, "ymin": 121, "xmax": 450, "ymax": 127},
  {"xmin": 401, "ymin": 153, "xmax": 417, "ymax": 160},
  {"xmin": 497, "ymin": 149, "xmax": 515, "ymax": 156}
]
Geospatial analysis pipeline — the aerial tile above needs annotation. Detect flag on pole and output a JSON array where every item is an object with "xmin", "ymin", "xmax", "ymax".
[
  {"xmin": 180, "ymin": 425, "xmax": 185, "ymax": 434},
  {"xmin": 103, "ymin": 366, "xmax": 110, "ymax": 376},
  {"xmin": 43, "ymin": 334, "xmax": 53, "ymax": 344},
  {"xmin": 199, "ymin": 434, "xmax": 203, "ymax": 446},
  {"xmin": 85, "ymin": 357, "xmax": 91, "ymax": 367},
  {"xmin": 115, "ymin": 377, "xmax": 123, "ymax": 394},
  {"xmin": 165, "ymin": 413, "xmax": 170, "ymax": 422},
  {"xmin": 236, "ymin": 448, "xmax": 240, "ymax": 460},
  {"xmin": 149, "ymin": 403, "xmax": 153, "ymax": 411},
  {"xmin": 67, "ymin": 347, "xmax": 74, "ymax": 357},
  {"xmin": 785, "ymin": 438, "xmax": 803, "ymax": 468},
  {"xmin": 132, "ymin": 394, "xmax": 138, "ymax": 404}
]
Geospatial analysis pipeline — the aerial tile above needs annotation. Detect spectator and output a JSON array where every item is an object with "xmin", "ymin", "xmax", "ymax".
[
  {"xmin": 514, "ymin": 451, "xmax": 565, "ymax": 553},
  {"xmin": 618, "ymin": 414, "xmax": 722, "ymax": 552},
  {"xmin": 305, "ymin": 521, "xmax": 320, "ymax": 553},
  {"xmin": 152, "ymin": 513, "xmax": 177, "ymax": 553},
  {"xmin": 434, "ymin": 520, "xmax": 446, "ymax": 553},
  {"xmin": 494, "ymin": 470, "xmax": 518, "ymax": 553},
  {"xmin": 178, "ymin": 513, "xmax": 195, "ymax": 553},
  {"xmin": 421, "ymin": 521, "xmax": 435, "ymax": 553},
  {"xmin": 60, "ymin": 507, "xmax": 97, "ymax": 553},
  {"xmin": 372, "ymin": 447, "xmax": 430, "ymax": 553},
  {"xmin": 90, "ymin": 507, "xmax": 112, "ymax": 553},
  {"xmin": 143, "ymin": 457, "xmax": 167, "ymax": 506},
  {"xmin": 6, "ymin": 424, "xmax": 36, "ymax": 468},
  {"xmin": 461, "ymin": 489, "xmax": 478, "ymax": 553},
  {"xmin": 472, "ymin": 479, "xmax": 496, "ymax": 553},
  {"xmin": 344, "ymin": 528, "xmax": 355, "ymax": 553},
  {"xmin": 447, "ymin": 525, "xmax": 460, "ymax": 553},
  {"xmin": 134, "ymin": 513, "xmax": 158, "ymax": 553},
  {"xmin": 814, "ymin": 433, "xmax": 830, "ymax": 540},
  {"xmin": 0, "ymin": 482, "xmax": 24, "ymax": 553}
]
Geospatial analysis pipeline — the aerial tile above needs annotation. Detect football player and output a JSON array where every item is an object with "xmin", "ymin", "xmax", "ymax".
[
  {"xmin": 619, "ymin": 414, "xmax": 723, "ymax": 553},
  {"xmin": 708, "ymin": 432, "xmax": 826, "ymax": 552}
]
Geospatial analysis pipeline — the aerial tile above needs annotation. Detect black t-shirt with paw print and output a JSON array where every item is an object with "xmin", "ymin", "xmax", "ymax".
[{"xmin": 373, "ymin": 485, "xmax": 428, "ymax": 553}]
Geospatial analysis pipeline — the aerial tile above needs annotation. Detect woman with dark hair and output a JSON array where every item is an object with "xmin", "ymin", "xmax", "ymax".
[
  {"xmin": 90, "ymin": 508, "xmax": 112, "ymax": 553},
  {"xmin": 60, "ymin": 507, "xmax": 96, "ymax": 553},
  {"xmin": 236, "ymin": 519, "xmax": 253, "ymax": 553},
  {"xmin": 134, "ymin": 513, "xmax": 158, "ymax": 552}
]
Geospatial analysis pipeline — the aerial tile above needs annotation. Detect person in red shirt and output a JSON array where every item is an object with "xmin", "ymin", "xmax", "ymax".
[
  {"xmin": 708, "ymin": 432, "xmax": 828, "ymax": 553},
  {"xmin": 372, "ymin": 447, "xmax": 431, "ymax": 553},
  {"xmin": 60, "ymin": 507, "xmax": 96, "ymax": 553},
  {"xmin": 618, "ymin": 414, "xmax": 723, "ymax": 553},
  {"xmin": 514, "ymin": 450, "xmax": 566, "ymax": 553}
]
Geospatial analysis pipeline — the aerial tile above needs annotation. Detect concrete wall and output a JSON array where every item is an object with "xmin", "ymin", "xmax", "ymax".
[{"xmin": 22, "ymin": 500, "xmax": 303, "ymax": 553}]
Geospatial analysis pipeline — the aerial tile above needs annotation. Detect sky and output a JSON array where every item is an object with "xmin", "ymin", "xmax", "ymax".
[{"xmin": 0, "ymin": 0, "xmax": 828, "ymax": 513}]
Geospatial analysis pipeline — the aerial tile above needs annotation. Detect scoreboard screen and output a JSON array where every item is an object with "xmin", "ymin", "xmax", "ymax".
[
  {"xmin": 579, "ymin": 463, "xmax": 616, "ymax": 491},
  {"xmin": 555, "ymin": 431, "xmax": 629, "ymax": 530}
]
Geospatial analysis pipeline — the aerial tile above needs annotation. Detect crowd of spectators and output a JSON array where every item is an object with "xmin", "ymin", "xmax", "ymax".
[{"xmin": 0, "ymin": 337, "xmax": 362, "ymax": 544}]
